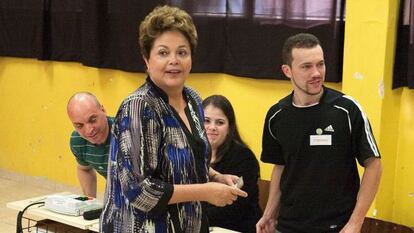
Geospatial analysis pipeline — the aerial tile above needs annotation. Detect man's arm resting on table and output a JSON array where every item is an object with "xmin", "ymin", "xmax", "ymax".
[
  {"xmin": 257, "ymin": 165, "xmax": 284, "ymax": 233},
  {"xmin": 77, "ymin": 165, "xmax": 97, "ymax": 198},
  {"xmin": 341, "ymin": 157, "xmax": 382, "ymax": 233}
]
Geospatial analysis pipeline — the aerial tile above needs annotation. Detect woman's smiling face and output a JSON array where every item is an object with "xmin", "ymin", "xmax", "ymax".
[
  {"xmin": 144, "ymin": 30, "xmax": 192, "ymax": 93},
  {"xmin": 204, "ymin": 105, "xmax": 229, "ymax": 150}
]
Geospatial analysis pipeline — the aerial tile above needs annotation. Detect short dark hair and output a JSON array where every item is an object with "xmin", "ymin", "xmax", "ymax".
[
  {"xmin": 282, "ymin": 33, "xmax": 321, "ymax": 66},
  {"xmin": 139, "ymin": 5, "xmax": 198, "ymax": 59},
  {"xmin": 202, "ymin": 95, "xmax": 248, "ymax": 164}
]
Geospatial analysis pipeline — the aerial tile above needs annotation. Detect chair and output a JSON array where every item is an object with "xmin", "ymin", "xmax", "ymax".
[
  {"xmin": 361, "ymin": 217, "xmax": 414, "ymax": 233},
  {"xmin": 257, "ymin": 179, "xmax": 270, "ymax": 211}
]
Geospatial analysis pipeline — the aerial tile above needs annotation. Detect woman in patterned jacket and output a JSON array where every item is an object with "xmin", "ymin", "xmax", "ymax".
[{"xmin": 100, "ymin": 5, "xmax": 247, "ymax": 233}]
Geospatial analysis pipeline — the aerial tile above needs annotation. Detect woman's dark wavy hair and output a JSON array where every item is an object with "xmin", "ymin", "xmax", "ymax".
[
  {"xmin": 139, "ymin": 5, "xmax": 198, "ymax": 60},
  {"xmin": 202, "ymin": 95, "xmax": 249, "ymax": 164}
]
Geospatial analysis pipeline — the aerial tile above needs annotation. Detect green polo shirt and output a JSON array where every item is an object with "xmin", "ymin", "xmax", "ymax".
[{"xmin": 69, "ymin": 117, "xmax": 113, "ymax": 178}]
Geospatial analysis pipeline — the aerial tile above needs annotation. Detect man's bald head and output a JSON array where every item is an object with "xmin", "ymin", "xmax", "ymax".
[{"xmin": 67, "ymin": 92, "xmax": 101, "ymax": 112}]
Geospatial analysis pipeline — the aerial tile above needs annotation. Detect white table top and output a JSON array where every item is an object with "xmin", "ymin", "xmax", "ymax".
[
  {"xmin": 89, "ymin": 222, "xmax": 99, "ymax": 232},
  {"xmin": 7, "ymin": 192, "xmax": 240, "ymax": 233},
  {"xmin": 6, "ymin": 192, "xmax": 99, "ymax": 230},
  {"xmin": 210, "ymin": 226, "xmax": 241, "ymax": 232}
]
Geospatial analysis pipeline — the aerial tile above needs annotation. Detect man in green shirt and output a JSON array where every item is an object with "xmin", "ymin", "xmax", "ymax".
[{"xmin": 67, "ymin": 92, "xmax": 113, "ymax": 197}]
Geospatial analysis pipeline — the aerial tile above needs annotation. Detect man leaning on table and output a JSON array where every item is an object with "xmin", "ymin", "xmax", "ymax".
[{"xmin": 67, "ymin": 92, "xmax": 113, "ymax": 198}]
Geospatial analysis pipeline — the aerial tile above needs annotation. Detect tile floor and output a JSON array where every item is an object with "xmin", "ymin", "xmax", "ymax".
[{"xmin": 0, "ymin": 170, "xmax": 95, "ymax": 233}]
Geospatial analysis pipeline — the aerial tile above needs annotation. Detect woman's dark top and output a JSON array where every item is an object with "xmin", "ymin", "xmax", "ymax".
[{"xmin": 206, "ymin": 141, "xmax": 262, "ymax": 233}]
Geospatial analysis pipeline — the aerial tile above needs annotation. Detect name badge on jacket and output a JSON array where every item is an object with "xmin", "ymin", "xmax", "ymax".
[{"xmin": 310, "ymin": 135, "xmax": 332, "ymax": 146}]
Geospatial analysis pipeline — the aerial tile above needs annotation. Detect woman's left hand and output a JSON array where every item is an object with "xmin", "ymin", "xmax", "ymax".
[{"xmin": 214, "ymin": 173, "xmax": 239, "ymax": 186}]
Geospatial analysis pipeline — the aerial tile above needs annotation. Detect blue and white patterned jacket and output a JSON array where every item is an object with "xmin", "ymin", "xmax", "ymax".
[{"xmin": 100, "ymin": 78, "xmax": 210, "ymax": 233}]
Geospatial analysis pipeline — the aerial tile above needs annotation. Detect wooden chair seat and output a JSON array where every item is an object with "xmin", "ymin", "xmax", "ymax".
[
  {"xmin": 361, "ymin": 217, "xmax": 414, "ymax": 233},
  {"xmin": 257, "ymin": 179, "xmax": 270, "ymax": 211}
]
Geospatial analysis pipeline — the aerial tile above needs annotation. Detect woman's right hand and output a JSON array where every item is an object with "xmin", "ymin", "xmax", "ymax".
[
  {"xmin": 204, "ymin": 182, "xmax": 247, "ymax": 207},
  {"xmin": 256, "ymin": 215, "xmax": 276, "ymax": 233}
]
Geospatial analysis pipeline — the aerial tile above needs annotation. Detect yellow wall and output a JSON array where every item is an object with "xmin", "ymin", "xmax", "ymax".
[
  {"xmin": 0, "ymin": 58, "xmax": 338, "ymax": 184},
  {"xmin": 1, "ymin": 0, "xmax": 414, "ymax": 227},
  {"xmin": 393, "ymin": 89, "xmax": 414, "ymax": 225},
  {"xmin": 0, "ymin": 57, "xmax": 341, "ymax": 180},
  {"xmin": 342, "ymin": 0, "xmax": 414, "ymax": 227},
  {"xmin": 342, "ymin": 0, "xmax": 399, "ymax": 221}
]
